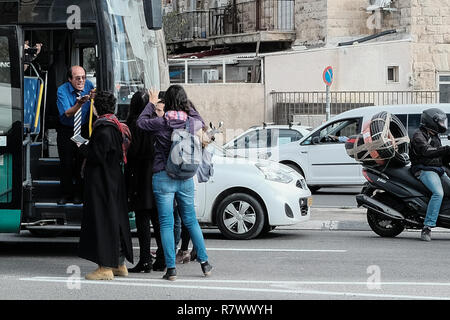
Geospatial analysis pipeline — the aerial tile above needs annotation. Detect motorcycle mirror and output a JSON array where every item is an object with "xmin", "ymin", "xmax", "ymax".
[
  {"xmin": 210, "ymin": 122, "xmax": 214, "ymax": 129},
  {"xmin": 218, "ymin": 121, "xmax": 224, "ymax": 128}
]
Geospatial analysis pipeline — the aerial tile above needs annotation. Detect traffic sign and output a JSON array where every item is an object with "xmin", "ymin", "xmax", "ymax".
[{"xmin": 323, "ymin": 66, "xmax": 333, "ymax": 86}]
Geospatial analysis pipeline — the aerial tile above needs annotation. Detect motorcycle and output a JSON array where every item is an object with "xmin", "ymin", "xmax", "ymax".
[{"xmin": 356, "ymin": 157, "xmax": 450, "ymax": 237}]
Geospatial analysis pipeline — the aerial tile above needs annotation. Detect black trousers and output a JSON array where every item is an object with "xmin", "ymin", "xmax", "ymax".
[
  {"xmin": 56, "ymin": 123, "xmax": 89, "ymax": 198},
  {"xmin": 135, "ymin": 208, "xmax": 164, "ymax": 264}
]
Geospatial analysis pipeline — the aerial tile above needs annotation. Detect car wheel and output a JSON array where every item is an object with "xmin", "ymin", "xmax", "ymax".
[{"xmin": 216, "ymin": 193, "xmax": 265, "ymax": 240}]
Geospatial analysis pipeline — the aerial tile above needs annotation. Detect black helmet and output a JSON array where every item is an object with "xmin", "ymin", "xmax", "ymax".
[{"xmin": 420, "ymin": 108, "xmax": 448, "ymax": 134}]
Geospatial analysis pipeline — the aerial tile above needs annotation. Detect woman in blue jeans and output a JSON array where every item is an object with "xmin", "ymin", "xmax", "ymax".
[{"xmin": 137, "ymin": 85, "xmax": 212, "ymax": 280}]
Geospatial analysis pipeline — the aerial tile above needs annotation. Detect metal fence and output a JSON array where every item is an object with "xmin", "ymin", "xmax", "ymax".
[
  {"xmin": 163, "ymin": 11, "xmax": 208, "ymax": 41},
  {"xmin": 209, "ymin": 0, "xmax": 294, "ymax": 36},
  {"xmin": 163, "ymin": 0, "xmax": 295, "ymax": 41},
  {"xmin": 272, "ymin": 91, "xmax": 440, "ymax": 125}
]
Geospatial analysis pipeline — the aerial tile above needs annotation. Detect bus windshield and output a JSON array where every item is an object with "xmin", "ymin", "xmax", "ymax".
[{"xmin": 104, "ymin": 0, "xmax": 160, "ymax": 107}]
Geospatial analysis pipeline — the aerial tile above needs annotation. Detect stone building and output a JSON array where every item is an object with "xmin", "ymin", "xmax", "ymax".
[{"xmin": 163, "ymin": 0, "xmax": 450, "ymax": 138}]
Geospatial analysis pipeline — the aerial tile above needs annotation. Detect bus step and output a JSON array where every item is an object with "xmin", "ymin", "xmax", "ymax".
[
  {"xmin": 32, "ymin": 180, "xmax": 62, "ymax": 200},
  {"xmin": 26, "ymin": 225, "xmax": 81, "ymax": 232},
  {"xmin": 34, "ymin": 202, "xmax": 83, "ymax": 208},
  {"xmin": 34, "ymin": 158, "xmax": 60, "ymax": 180},
  {"xmin": 32, "ymin": 202, "xmax": 83, "ymax": 226}
]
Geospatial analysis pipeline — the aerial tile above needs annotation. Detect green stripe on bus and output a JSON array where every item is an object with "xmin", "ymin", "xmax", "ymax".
[{"xmin": 0, "ymin": 209, "xmax": 21, "ymax": 233}]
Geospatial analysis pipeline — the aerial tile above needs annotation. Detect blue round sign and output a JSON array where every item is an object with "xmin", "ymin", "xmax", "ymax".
[{"xmin": 323, "ymin": 66, "xmax": 333, "ymax": 86}]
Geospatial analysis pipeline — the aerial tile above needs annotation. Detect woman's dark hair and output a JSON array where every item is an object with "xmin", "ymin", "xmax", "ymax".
[
  {"xmin": 127, "ymin": 91, "xmax": 149, "ymax": 124},
  {"xmin": 94, "ymin": 91, "xmax": 116, "ymax": 116},
  {"xmin": 163, "ymin": 85, "xmax": 190, "ymax": 113}
]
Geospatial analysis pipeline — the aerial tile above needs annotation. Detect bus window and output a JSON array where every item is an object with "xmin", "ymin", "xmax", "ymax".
[
  {"xmin": 105, "ymin": 0, "xmax": 161, "ymax": 119},
  {"xmin": 0, "ymin": 36, "xmax": 12, "ymax": 203},
  {"xmin": 82, "ymin": 46, "xmax": 97, "ymax": 87},
  {"xmin": 0, "ymin": 36, "xmax": 12, "ymax": 133}
]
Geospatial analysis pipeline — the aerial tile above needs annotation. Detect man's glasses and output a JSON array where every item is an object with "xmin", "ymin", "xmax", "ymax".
[{"xmin": 73, "ymin": 76, "xmax": 86, "ymax": 81}]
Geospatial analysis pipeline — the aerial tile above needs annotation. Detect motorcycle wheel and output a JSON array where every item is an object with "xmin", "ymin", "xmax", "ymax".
[{"xmin": 367, "ymin": 209, "xmax": 405, "ymax": 237}]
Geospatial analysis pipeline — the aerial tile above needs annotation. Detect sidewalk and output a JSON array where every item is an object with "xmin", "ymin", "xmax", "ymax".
[
  {"xmin": 283, "ymin": 207, "xmax": 450, "ymax": 233},
  {"xmin": 282, "ymin": 207, "xmax": 370, "ymax": 231}
]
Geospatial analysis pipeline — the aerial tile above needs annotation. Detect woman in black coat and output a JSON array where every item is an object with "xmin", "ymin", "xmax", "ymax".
[
  {"xmin": 125, "ymin": 91, "xmax": 165, "ymax": 272},
  {"xmin": 78, "ymin": 91, "xmax": 133, "ymax": 280}
]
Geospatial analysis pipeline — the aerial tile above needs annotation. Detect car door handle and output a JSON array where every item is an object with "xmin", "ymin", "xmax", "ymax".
[{"xmin": 301, "ymin": 151, "xmax": 308, "ymax": 154}]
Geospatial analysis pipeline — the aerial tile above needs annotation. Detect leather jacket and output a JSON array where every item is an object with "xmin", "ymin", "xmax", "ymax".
[{"xmin": 410, "ymin": 126, "xmax": 449, "ymax": 175}]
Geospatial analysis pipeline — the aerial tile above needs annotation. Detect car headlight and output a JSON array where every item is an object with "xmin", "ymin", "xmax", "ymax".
[
  {"xmin": 255, "ymin": 163, "xmax": 293, "ymax": 183},
  {"xmin": 296, "ymin": 177, "xmax": 308, "ymax": 190}
]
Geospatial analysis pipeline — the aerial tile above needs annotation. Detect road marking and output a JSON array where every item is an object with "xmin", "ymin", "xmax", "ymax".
[
  {"xmin": 135, "ymin": 247, "xmax": 347, "ymax": 253},
  {"xmin": 19, "ymin": 277, "xmax": 450, "ymax": 300}
]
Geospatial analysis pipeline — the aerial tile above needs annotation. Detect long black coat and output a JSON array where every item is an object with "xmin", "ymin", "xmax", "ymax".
[
  {"xmin": 78, "ymin": 121, "xmax": 133, "ymax": 268},
  {"xmin": 125, "ymin": 121, "xmax": 156, "ymax": 212}
]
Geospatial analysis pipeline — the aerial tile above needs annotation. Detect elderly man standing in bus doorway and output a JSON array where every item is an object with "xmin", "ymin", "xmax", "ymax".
[{"xmin": 56, "ymin": 66, "xmax": 95, "ymax": 205}]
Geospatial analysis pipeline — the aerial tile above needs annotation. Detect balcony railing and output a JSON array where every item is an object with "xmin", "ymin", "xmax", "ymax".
[
  {"xmin": 163, "ymin": 0, "xmax": 295, "ymax": 42},
  {"xmin": 163, "ymin": 11, "xmax": 208, "ymax": 41},
  {"xmin": 209, "ymin": 0, "xmax": 294, "ymax": 37}
]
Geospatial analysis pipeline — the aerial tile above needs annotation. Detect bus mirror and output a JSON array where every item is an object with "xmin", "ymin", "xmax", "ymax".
[{"xmin": 143, "ymin": 0, "xmax": 162, "ymax": 30}]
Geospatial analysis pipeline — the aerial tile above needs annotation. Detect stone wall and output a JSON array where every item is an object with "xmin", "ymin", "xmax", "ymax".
[
  {"xmin": 326, "ymin": 0, "xmax": 370, "ymax": 43},
  {"xmin": 410, "ymin": 0, "xmax": 450, "ymax": 90},
  {"xmin": 182, "ymin": 83, "xmax": 266, "ymax": 143},
  {"xmin": 294, "ymin": 0, "xmax": 327, "ymax": 46}
]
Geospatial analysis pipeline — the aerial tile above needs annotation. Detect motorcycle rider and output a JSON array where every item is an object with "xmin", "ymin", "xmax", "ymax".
[{"xmin": 410, "ymin": 107, "xmax": 450, "ymax": 241}]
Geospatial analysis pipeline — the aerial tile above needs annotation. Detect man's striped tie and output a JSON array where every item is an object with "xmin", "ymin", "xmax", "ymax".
[{"xmin": 74, "ymin": 91, "xmax": 82, "ymax": 136}]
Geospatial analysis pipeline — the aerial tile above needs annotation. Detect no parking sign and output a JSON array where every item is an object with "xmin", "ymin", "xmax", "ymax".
[
  {"xmin": 323, "ymin": 66, "xmax": 333, "ymax": 86},
  {"xmin": 323, "ymin": 66, "xmax": 333, "ymax": 120}
]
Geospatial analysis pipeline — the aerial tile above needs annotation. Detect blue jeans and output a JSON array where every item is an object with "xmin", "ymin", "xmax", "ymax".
[
  {"xmin": 152, "ymin": 171, "xmax": 208, "ymax": 268},
  {"xmin": 419, "ymin": 171, "xmax": 449, "ymax": 228},
  {"xmin": 174, "ymin": 205, "xmax": 181, "ymax": 250}
]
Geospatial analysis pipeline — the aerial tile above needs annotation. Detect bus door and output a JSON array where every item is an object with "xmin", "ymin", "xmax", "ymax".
[{"xmin": 0, "ymin": 26, "xmax": 23, "ymax": 233}]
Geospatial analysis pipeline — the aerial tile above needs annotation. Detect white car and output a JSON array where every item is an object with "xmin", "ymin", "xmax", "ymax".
[
  {"xmin": 237, "ymin": 104, "xmax": 450, "ymax": 192},
  {"xmin": 223, "ymin": 124, "xmax": 312, "ymax": 160},
  {"xmin": 194, "ymin": 144, "xmax": 311, "ymax": 240}
]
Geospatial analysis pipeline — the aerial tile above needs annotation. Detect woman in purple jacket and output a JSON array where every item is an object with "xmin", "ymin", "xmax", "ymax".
[{"xmin": 137, "ymin": 85, "xmax": 212, "ymax": 281}]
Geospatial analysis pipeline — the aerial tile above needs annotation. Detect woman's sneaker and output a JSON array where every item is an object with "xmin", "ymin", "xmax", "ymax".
[
  {"xmin": 201, "ymin": 261, "xmax": 213, "ymax": 277},
  {"xmin": 163, "ymin": 267, "xmax": 177, "ymax": 281}
]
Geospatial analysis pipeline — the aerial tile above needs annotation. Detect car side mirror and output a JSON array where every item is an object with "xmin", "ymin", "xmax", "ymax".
[{"xmin": 312, "ymin": 136, "xmax": 320, "ymax": 145}]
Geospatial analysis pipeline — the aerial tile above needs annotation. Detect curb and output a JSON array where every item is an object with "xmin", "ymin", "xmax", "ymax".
[{"xmin": 280, "ymin": 207, "xmax": 450, "ymax": 233}]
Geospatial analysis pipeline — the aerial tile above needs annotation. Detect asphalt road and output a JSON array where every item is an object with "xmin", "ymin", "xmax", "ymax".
[
  {"xmin": 2, "ymin": 228, "xmax": 450, "ymax": 302},
  {"xmin": 311, "ymin": 186, "xmax": 361, "ymax": 208}
]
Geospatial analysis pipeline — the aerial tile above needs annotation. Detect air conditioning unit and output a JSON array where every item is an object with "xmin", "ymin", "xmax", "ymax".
[
  {"xmin": 367, "ymin": 0, "xmax": 396, "ymax": 12},
  {"xmin": 202, "ymin": 69, "xmax": 219, "ymax": 83}
]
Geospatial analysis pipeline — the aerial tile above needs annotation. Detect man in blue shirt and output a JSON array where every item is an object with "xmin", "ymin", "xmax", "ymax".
[{"xmin": 56, "ymin": 66, "xmax": 95, "ymax": 205}]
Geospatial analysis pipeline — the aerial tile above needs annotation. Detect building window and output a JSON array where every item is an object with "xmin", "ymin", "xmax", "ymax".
[
  {"xmin": 439, "ymin": 74, "xmax": 450, "ymax": 103},
  {"xmin": 387, "ymin": 66, "xmax": 399, "ymax": 83}
]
